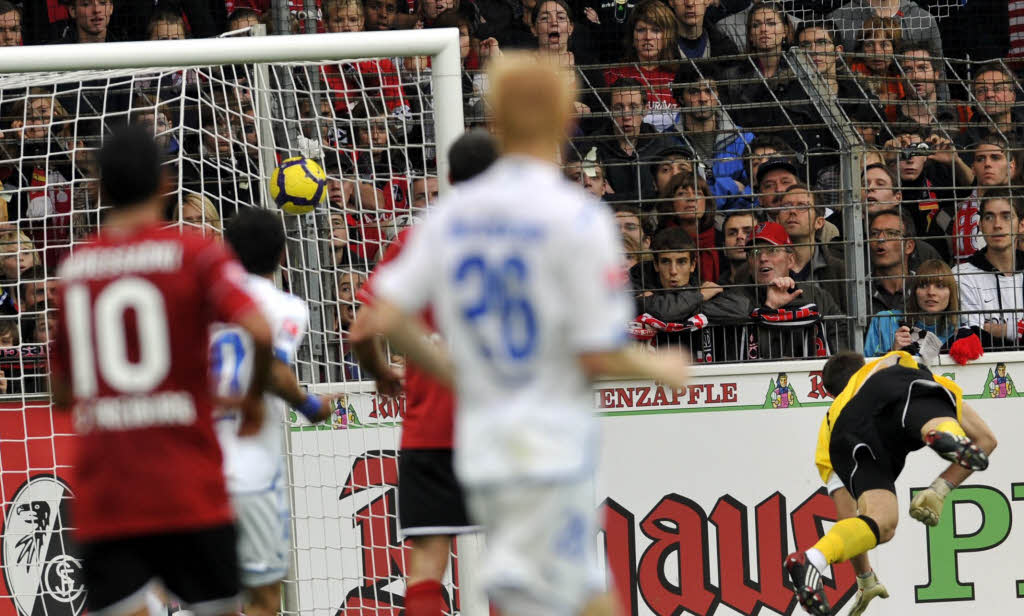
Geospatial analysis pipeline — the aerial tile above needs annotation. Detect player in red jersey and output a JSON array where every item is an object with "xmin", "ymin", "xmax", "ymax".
[
  {"xmin": 353, "ymin": 129, "xmax": 499, "ymax": 616},
  {"xmin": 50, "ymin": 126, "xmax": 273, "ymax": 616}
]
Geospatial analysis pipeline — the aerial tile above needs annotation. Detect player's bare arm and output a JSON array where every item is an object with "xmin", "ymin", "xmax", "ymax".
[
  {"xmin": 350, "ymin": 299, "xmax": 454, "ymax": 388},
  {"xmin": 578, "ymin": 347, "xmax": 688, "ymax": 390},
  {"xmin": 267, "ymin": 359, "xmax": 341, "ymax": 423},
  {"xmin": 234, "ymin": 309, "xmax": 273, "ymax": 435}
]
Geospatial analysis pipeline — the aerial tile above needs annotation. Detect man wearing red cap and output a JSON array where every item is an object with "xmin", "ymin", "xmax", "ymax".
[{"xmin": 732, "ymin": 221, "xmax": 844, "ymax": 360}]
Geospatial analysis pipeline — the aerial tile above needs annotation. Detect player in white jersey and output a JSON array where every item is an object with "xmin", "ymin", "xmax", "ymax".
[
  {"xmin": 211, "ymin": 208, "xmax": 334, "ymax": 616},
  {"xmin": 352, "ymin": 53, "xmax": 689, "ymax": 616}
]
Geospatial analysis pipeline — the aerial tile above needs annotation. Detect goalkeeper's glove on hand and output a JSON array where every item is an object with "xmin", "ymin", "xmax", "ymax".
[
  {"xmin": 909, "ymin": 478, "xmax": 954, "ymax": 527},
  {"xmin": 847, "ymin": 570, "xmax": 889, "ymax": 616}
]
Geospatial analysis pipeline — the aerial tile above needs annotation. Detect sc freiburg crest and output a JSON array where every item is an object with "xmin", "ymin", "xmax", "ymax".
[{"xmin": 2, "ymin": 475, "xmax": 86, "ymax": 616}]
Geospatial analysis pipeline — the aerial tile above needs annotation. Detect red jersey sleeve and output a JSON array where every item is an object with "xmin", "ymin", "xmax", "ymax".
[{"xmin": 195, "ymin": 237, "xmax": 259, "ymax": 324}]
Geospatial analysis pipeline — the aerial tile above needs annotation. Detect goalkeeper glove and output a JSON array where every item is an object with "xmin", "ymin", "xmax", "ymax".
[
  {"xmin": 909, "ymin": 478, "xmax": 954, "ymax": 527},
  {"xmin": 847, "ymin": 570, "xmax": 889, "ymax": 616}
]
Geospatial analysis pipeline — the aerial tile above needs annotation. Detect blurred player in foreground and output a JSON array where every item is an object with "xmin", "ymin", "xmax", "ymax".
[
  {"xmin": 211, "ymin": 208, "xmax": 336, "ymax": 616},
  {"xmin": 51, "ymin": 126, "xmax": 273, "ymax": 616},
  {"xmin": 353, "ymin": 128, "xmax": 500, "ymax": 616},
  {"xmin": 351, "ymin": 52, "xmax": 688, "ymax": 616},
  {"xmin": 787, "ymin": 350, "xmax": 996, "ymax": 616}
]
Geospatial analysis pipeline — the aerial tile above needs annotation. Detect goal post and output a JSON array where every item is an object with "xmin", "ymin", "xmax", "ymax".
[{"xmin": 0, "ymin": 29, "xmax": 466, "ymax": 193}]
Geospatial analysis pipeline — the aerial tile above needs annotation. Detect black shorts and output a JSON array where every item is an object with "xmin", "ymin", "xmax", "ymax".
[
  {"xmin": 398, "ymin": 448, "xmax": 478, "ymax": 537},
  {"xmin": 830, "ymin": 367, "xmax": 958, "ymax": 499},
  {"xmin": 82, "ymin": 524, "xmax": 239, "ymax": 615}
]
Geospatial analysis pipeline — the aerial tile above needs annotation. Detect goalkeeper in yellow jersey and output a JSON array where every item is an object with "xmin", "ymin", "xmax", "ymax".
[{"xmin": 786, "ymin": 350, "xmax": 997, "ymax": 616}]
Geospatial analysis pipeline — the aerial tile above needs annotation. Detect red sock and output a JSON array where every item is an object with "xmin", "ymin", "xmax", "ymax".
[{"xmin": 405, "ymin": 580, "xmax": 445, "ymax": 616}]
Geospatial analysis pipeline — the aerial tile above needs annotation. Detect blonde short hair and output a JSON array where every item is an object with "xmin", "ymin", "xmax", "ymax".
[{"xmin": 182, "ymin": 193, "xmax": 222, "ymax": 234}]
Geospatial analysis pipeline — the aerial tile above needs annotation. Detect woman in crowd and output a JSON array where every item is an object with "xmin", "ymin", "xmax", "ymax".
[
  {"xmin": 532, "ymin": 0, "xmax": 603, "ymax": 119},
  {"xmin": 602, "ymin": 0, "xmax": 681, "ymax": 132},
  {"xmin": 178, "ymin": 193, "xmax": 222, "ymax": 236},
  {"xmin": 0, "ymin": 231, "xmax": 38, "ymax": 284},
  {"xmin": 654, "ymin": 172, "xmax": 719, "ymax": 282},
  {"xmin": 864, "ymin": 259, "xmax": 960, "ymax": 357},
  {"xmin": 849, "ymin": 16, "xmax": 905, "ymax": 103},
  {"xmin": 722, "ymin": 1, "xmax": 793, "ymax": 129}
]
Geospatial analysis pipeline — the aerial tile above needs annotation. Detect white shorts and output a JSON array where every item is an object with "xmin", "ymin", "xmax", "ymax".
[
  {"xmin": 232, "ymin": 489, "xmax": 291, "ymax": 587},
  {"xmin": 466, "ymin": 478, "xmax": 604, "ymax": 616}
]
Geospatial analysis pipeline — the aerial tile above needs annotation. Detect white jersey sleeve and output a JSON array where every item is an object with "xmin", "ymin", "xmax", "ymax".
[
  {"xmin": 211, "ymin": 275, "xmax": 309, "ymax": 493},
  {"xmin": 372, "ymin": 214, "xmax": 442, "ymax": 314},
  {"xmin": 562, "ymin": 203, "xmax": 632, "ymax": 352}
]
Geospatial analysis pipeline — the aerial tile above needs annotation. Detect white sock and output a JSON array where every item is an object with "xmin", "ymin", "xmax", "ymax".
[{"xmin": 806, "ymin": 548, "xmax": 828, "ymax": 575}]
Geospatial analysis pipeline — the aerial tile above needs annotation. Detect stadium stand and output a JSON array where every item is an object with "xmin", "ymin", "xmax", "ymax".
[{"xmin": 0, "ymin": 0, "xmax": 1017, "ymax": 390}]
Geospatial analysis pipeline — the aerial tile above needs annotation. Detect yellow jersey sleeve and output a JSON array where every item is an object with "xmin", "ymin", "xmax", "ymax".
[{"xmin": 815, "ymin": 410, "xmax": 834, "ymax": 485}]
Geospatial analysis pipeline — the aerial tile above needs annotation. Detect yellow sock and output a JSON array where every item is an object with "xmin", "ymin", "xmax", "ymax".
[
  {"xmin": 936, "ymin": 420, "xmax": 966, "ymax": 438},
  {"xmin": 812, "ymin": 518, "xmax": 878, "ymax": 565}
]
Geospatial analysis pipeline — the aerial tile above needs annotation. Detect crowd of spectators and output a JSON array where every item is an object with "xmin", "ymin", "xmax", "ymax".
[{"xmin": 0, "ymin": 0, "xmax": 1020, "ymax": 389}]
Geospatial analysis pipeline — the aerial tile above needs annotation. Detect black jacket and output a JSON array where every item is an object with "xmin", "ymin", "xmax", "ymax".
[{"xmin": 585, "ymin": 123, "xmax": 676, "ymax": 199}]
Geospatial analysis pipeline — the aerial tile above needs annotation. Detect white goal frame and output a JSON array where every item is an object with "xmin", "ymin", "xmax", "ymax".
[{"xmin": 0, "ymin": 29, "xmax": 467, "ymax": 192}]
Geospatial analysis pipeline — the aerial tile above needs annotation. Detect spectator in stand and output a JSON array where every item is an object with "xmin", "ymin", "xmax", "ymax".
[
  {"xmin": 612, "ymin": 202, "xmax": 651, "ymax": 269},
  {"xmin": 529, "ymin": 0, "xmax": 602, "ymax": 116},
  {"xmin": 949, "ymin": 135, "xmax": 1018, "ymax": 263},
  {"xmin": 957, "ymin": 62, "xmax": 1024, "ymax": 161},
  {"xmin": 735, "ymin": 221, "xmax": 844, "ymax": 360},
  {"xmin": 31, "ymin": 310, "xmax": 56, "ymax": 345},
  {"xmin": 879, "ymin": 124, "xmax": 961, "ymax": 261},
  {"xmin": 0, "ymin": 232, "xmax": 38, "ymax": 286},
  {"xmin": 327, "ymin": 208, "xmax": 364, "ymax": 268},
  {"xmin": 419, "ymin": 0, "xmax": 459, "ymax": 26},
  {"xmin": 721, "ymin": 1, "xmax": 793, "ymax": 130},
  {"xmin": 20, "ymin": 275, "xmax": 58, "ymax": 316},
  {"xmin": 827, "ymin": 0, "xmax": 942, "ymax": 61},
  {"xmin": 667, "ymin": 62, "xmax": 753, "ymax": 202},
  {"xmin": 0, "ymin": 317, "xmax": 18, "ymax": 347},
  {"xmin": 364, "ymin": 0, "xmax": 399, "ymax": 30},
  {"xmin": 633, "ymin": 227, "xmax": 747, "ymax": 356},
  {"xmin": 868, "ymin": 209, "xmax": 916, "ymax": 313},
  {"xmin": 644, "ymin": 143, "xmax": 741, "ymax": 206},
  {"xmin": 587, "ymin": 77, "xmax": 674, "ymax": 199},
  {"xmin": 227, "ymin": 6, "xmax": 262, "ymax": 32},
  {"xmin": 773, "ymin": 184, "xmax": 847, "ymax": 311},
  {"xmin": 754, "ymin": 157, "xmax": 800, "ymax": 213},
  {"xmin": 182, "ymin": 108, "xmax": 254, "ymax": 218},
  {"xmin": 147, "ymin": 8, "xmax": 186, "ymax": 40},
  {"xmin": 776, "ymin": 21, "xmax": 880, "ymax": 158},
  {"xmin": 864, "ymin": 259, "xmax": 959, "ymax": 357},
  {"xmin": 953, "ymin": 188, "xmax": 1024, "ymax": 349},
  {"xmin": 0, "ymin": 1, "xmax": 21, "ymax": 47},
  {"xmin": 653, "ymin": 172, "xmax": 719, "ymax": 282},
  {"xmin": 849, "ymin": 16, "xmax": 904, "ymax": 103},
  {"xmin": 131, "ymin": 102, "xmax": 180, "ymax": 157},
  {"xmin": 862, "ymin": 162, "xmax": 944, "ymax": 269},
  {"xmin": 177, "ymin": 193, "xmax": 222, "ymax": 237},
  {"xmin": 863, "ymin": 162, "xmax": 902, "ymax": 215},
  {"xmin": 719, "ymin": 209, "xmax": 755, "ymax": 286},
  {"xmin": 603, "ymin": 0, "xmax": 682, "ymax": 132},
  {"xmin": 564, "ymin": 147, "xmax": 613, "ymax": 200},
  {"xmin": 668, "ymin": 0, "xmax": 739, "ymax": 61},
  {"xmin": 895, "ymin": 43, "xmax": 962, "ymax": 134},
  {"xmin": 56, "ymin": 0, "xmax": 117, "ymax": 44},
  {"xmin": 320, "ymin": 0, "xmax": 408, "ymax": 115}
]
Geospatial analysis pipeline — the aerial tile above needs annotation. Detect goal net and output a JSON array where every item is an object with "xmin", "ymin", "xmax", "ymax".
[{"xmin": 0, "ymin": 30, "xmax": 470, "ymax": 616}]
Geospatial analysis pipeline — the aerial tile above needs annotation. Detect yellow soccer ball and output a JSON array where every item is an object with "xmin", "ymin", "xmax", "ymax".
[{"xmin": 270, "ymin": 156, "xmax": 328, "ymax": 215}]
